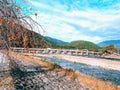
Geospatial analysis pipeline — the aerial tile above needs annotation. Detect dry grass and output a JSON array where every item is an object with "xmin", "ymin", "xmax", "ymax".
[
  {"xmin": 75, "ymin": 71, "xmax": 120, "ymax": 90},
  {"xmin": 8, "ymin": 51, "xmax": 120, "ymax": 90},
  {"xmin": 0, "ymin": 77, "xmax": 14, "ymax": 89},
  {"xmin": 58, "ymin": 69, "xmax": 120, "ymax": 90},
  {"xmin": 9, "ymin": 51, "xmax": 52, "ymax": 67}
]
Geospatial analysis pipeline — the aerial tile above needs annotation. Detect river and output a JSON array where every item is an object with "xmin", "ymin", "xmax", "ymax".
[{"xmin": 39, "ymin": 56, "xmax": 120, "ymax": 86}]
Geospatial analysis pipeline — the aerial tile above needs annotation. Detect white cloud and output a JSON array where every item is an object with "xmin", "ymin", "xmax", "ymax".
[
  {"xmin": 30, "ymin": 0, "xmax": 120, "ymax": 29},
  {"xmin": 63, "ymin": 10, "xmax": 120, "ymax": 31},
  {"xmin": 31, "ymin": 14, "xmax": 103, "ymax": 43},
  {"xmin": 29, "ymin": 0, "xmax": 120, "ymax": 43},
  {"xmin": 29, "ymin": 0, "xmax": 65, "ymax": 14}
]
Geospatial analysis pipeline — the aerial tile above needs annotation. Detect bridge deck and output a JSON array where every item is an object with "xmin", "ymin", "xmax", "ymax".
[{"xmin": 11, "ymin": 48, "xmax": 100, "ymax": 56}]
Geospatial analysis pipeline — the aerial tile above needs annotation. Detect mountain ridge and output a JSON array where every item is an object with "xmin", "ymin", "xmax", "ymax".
[
  {"xmin": 45, "ymin": 37, "xmax": 101, "ymax": 50},
  {"xmin": 67, "ymin": 40, "xmax": 101, "ymax": 50},
  {"xmin": 98, "ymin": 40, "xmax": 120, "ymax": 49},
  {"xmin": 45, "ymin": 36, "xmax": 69, "ymax": 46}
]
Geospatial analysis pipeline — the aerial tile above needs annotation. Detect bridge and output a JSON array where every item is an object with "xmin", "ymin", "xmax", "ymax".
[{"xmin": 11, "ymin": 47, "xmax": 100, "ymax": 56}]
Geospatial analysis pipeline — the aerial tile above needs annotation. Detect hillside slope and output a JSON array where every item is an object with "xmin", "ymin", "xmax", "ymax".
[
  {"xmin": 45, "ymin": 36, "xmax": 69, "ymax": 45},
  {"xmin": 98, "ymin": 40, "xmax": 120, "ymax": 49},
  {"xmin": 0, "ymin": 21, "xmax": 52, "ymax": 48},
  {"xmin": 68, "ymin": 40, "xmax": 101, "ymax": 50}
]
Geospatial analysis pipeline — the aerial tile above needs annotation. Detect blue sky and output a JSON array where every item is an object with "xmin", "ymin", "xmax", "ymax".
[{"xmin": 18, "ymin": 0, "xmax": 120, "ymax": 43}]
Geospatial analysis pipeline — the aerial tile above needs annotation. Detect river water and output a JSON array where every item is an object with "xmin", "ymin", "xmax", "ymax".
[{"xmin": 39, "ymin": 56, "xmax": 120, "ymax": 86}]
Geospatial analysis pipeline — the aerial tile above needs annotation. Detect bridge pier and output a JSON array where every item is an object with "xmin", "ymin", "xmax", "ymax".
[{"xmin": 11, "ymin": 48, "xmax": 100, "ymax": 57}]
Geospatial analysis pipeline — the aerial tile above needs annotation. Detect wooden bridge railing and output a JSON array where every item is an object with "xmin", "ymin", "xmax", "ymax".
[{"xmin": 10, "ymin": 47, "xmax": 100, "ymax": 56}]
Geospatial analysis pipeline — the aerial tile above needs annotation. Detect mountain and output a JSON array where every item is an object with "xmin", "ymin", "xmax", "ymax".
[
  {"xmin": 67, "ymin": 40, "xmax": 101, "ymax": 50},
  {"xmin": 98, "ymin": 40, "xmax": 120, "ymax": 49},
  {"xmin": 45, "ymin": 37, "xmax": 101, "ymax": 50},
  {"xmin": 45, "ymin": 36, "xmax": 69, "ymax": 46}
]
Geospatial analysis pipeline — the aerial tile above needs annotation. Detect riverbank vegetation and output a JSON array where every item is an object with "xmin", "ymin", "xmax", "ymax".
[{"xmin": 99, "ymin": 45, "xmax": 119, "ymax": 56}]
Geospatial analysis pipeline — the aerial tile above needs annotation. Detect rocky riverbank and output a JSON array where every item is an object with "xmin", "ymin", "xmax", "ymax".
[
  {"xmin": 0, "ymin": 51, "xmax": 14, "ymax": 90},
  {"xmin": 1, "ymin": 51, "xmax": 120, "ymax": 90},
  {"xmin": 0, "ymin": 72, "xmax": 14, "ymax": 90},
  {"xmin": 9, "ymin": 51, "xmax": 92, "ymax": 90},
  {"xmin": 10, "ymin": 67, "xmax": 91, "ymax": 90}
]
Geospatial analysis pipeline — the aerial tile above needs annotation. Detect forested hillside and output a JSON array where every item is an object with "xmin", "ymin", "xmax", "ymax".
[
  {"xmin": 45, "ymin": 36, "xmax": 69, "ymax": 45},
  {"xmin": 0, "ymin": 18, "xmax": 52, "ymax": 48},
  {"xmin": 67, "ymin": 40, "xmax": 101, "ymax": 50}
]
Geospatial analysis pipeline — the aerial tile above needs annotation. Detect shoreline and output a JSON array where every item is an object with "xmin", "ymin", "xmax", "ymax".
[
  {"xmin": 34, "ymin": 54, "xmax": 120, "ymax": 71},
  {"xmin": 103, "ymin": 55, "xmax": 120, "ymax": 59}
]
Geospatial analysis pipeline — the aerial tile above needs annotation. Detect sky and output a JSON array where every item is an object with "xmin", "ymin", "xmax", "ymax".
[{"xmin": 18, "ymin": 0, "xmax": 120, "ymax": 43}]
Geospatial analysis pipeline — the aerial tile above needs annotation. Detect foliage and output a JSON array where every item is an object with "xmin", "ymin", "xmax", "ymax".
[
  {"xmin": 55, "ymin": 40, "xmax": 101, "ymax": 51},
  {"xmin": 0, "ymin": 0, "xmax": 45, "ymax": 49},
  {"xmin": 0, "ymin": 24, "xmax": 52, "ymax": 48},
  {"xmin": 104, "ymin": 45, "xmax": 118, "ymax": 54},
  {"xmin": 52, "ymin": 63, "xmax": 62, "ymax": 69}
]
